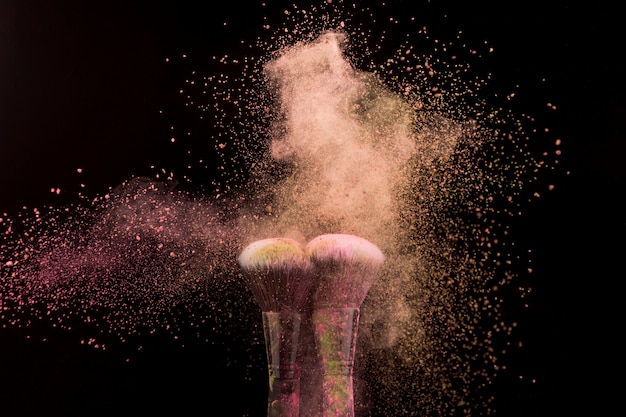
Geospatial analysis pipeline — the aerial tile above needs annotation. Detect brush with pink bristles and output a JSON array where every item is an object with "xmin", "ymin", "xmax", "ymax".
[
  {"xmin": 238, "ymin": 237, "xmax": 314, "ymax": 417},
  {"xmin": 305, "ymin": 233, "xmax": 385, "ymax": 417}
]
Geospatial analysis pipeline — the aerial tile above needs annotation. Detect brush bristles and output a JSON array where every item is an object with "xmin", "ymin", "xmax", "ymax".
[
  {"xmin": 305, "ymin": 233, "xmax": 385, "ymax": 308},
  {"xmin": 238, "ymin": 237, "xmax": 314, "ymax": 312}
]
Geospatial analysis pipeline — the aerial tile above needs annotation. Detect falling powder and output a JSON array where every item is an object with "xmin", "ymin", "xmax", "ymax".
[{"xmin": 0, "ymin": 2, "xmax": 562, "ymax": 417}]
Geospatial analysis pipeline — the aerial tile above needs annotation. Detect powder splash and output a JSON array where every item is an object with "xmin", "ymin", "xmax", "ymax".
[{"xmin": 0, "ymin": 2, "xmax": 561, "ymax": 417}]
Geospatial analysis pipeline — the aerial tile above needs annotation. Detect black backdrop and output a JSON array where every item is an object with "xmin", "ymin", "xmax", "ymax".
[{"xmin": 1, "ymin": 1, "xmax": 624, "ymax": 416}]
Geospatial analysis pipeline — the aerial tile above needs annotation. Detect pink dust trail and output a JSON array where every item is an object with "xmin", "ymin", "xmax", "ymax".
[{"xmin": 0, "ymin": 178, "xmax": 247, "ymax": 349}]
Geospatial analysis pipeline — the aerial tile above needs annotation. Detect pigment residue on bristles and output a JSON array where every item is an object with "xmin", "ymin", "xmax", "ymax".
[
  {"xmin": 238, "ymin": 237, "xmax": 313, "ymax": 312},
  {"xmin": 305, "ymin": 233, "xmax": 385, "ymax": 309}
]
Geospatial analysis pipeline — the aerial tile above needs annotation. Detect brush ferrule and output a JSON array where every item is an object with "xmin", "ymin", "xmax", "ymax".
[
  {"xmin": 312, "ymin": 307, "xmax": 360, "ymax": 375},
  {"xmin": 262, "ymin": 311, "xmax": 302, "ymax": 379},
  {"xmin": 312, "ymin": 307, "xmax": 360, "ymax": 417},
  {"xmin": 262, "ymin": 312, "xmax": 303, "ymax": 417}
]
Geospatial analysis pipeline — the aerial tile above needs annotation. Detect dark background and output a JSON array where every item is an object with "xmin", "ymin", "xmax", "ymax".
[{"xmin": 1, "ymin": 1, "xmax": 624, "ymax": 416}]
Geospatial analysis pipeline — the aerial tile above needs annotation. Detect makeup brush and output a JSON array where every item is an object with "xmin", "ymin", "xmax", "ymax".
[
  {"xmin": 238, "ymin": 237, "xmax": 314, "ymax": 417},
  {"xmin": 305, "ymin": 233, "xmax": 385, "ymax": 417}
]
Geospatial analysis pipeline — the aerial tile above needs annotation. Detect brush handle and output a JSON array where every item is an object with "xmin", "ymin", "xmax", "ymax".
[
  {"xmin": 262, "ymin": 311, "xmax": 302, "ymax": 417},
  {"xmin": 312, "ymin": 307, "xmax": 360, "ymax": 417}
]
